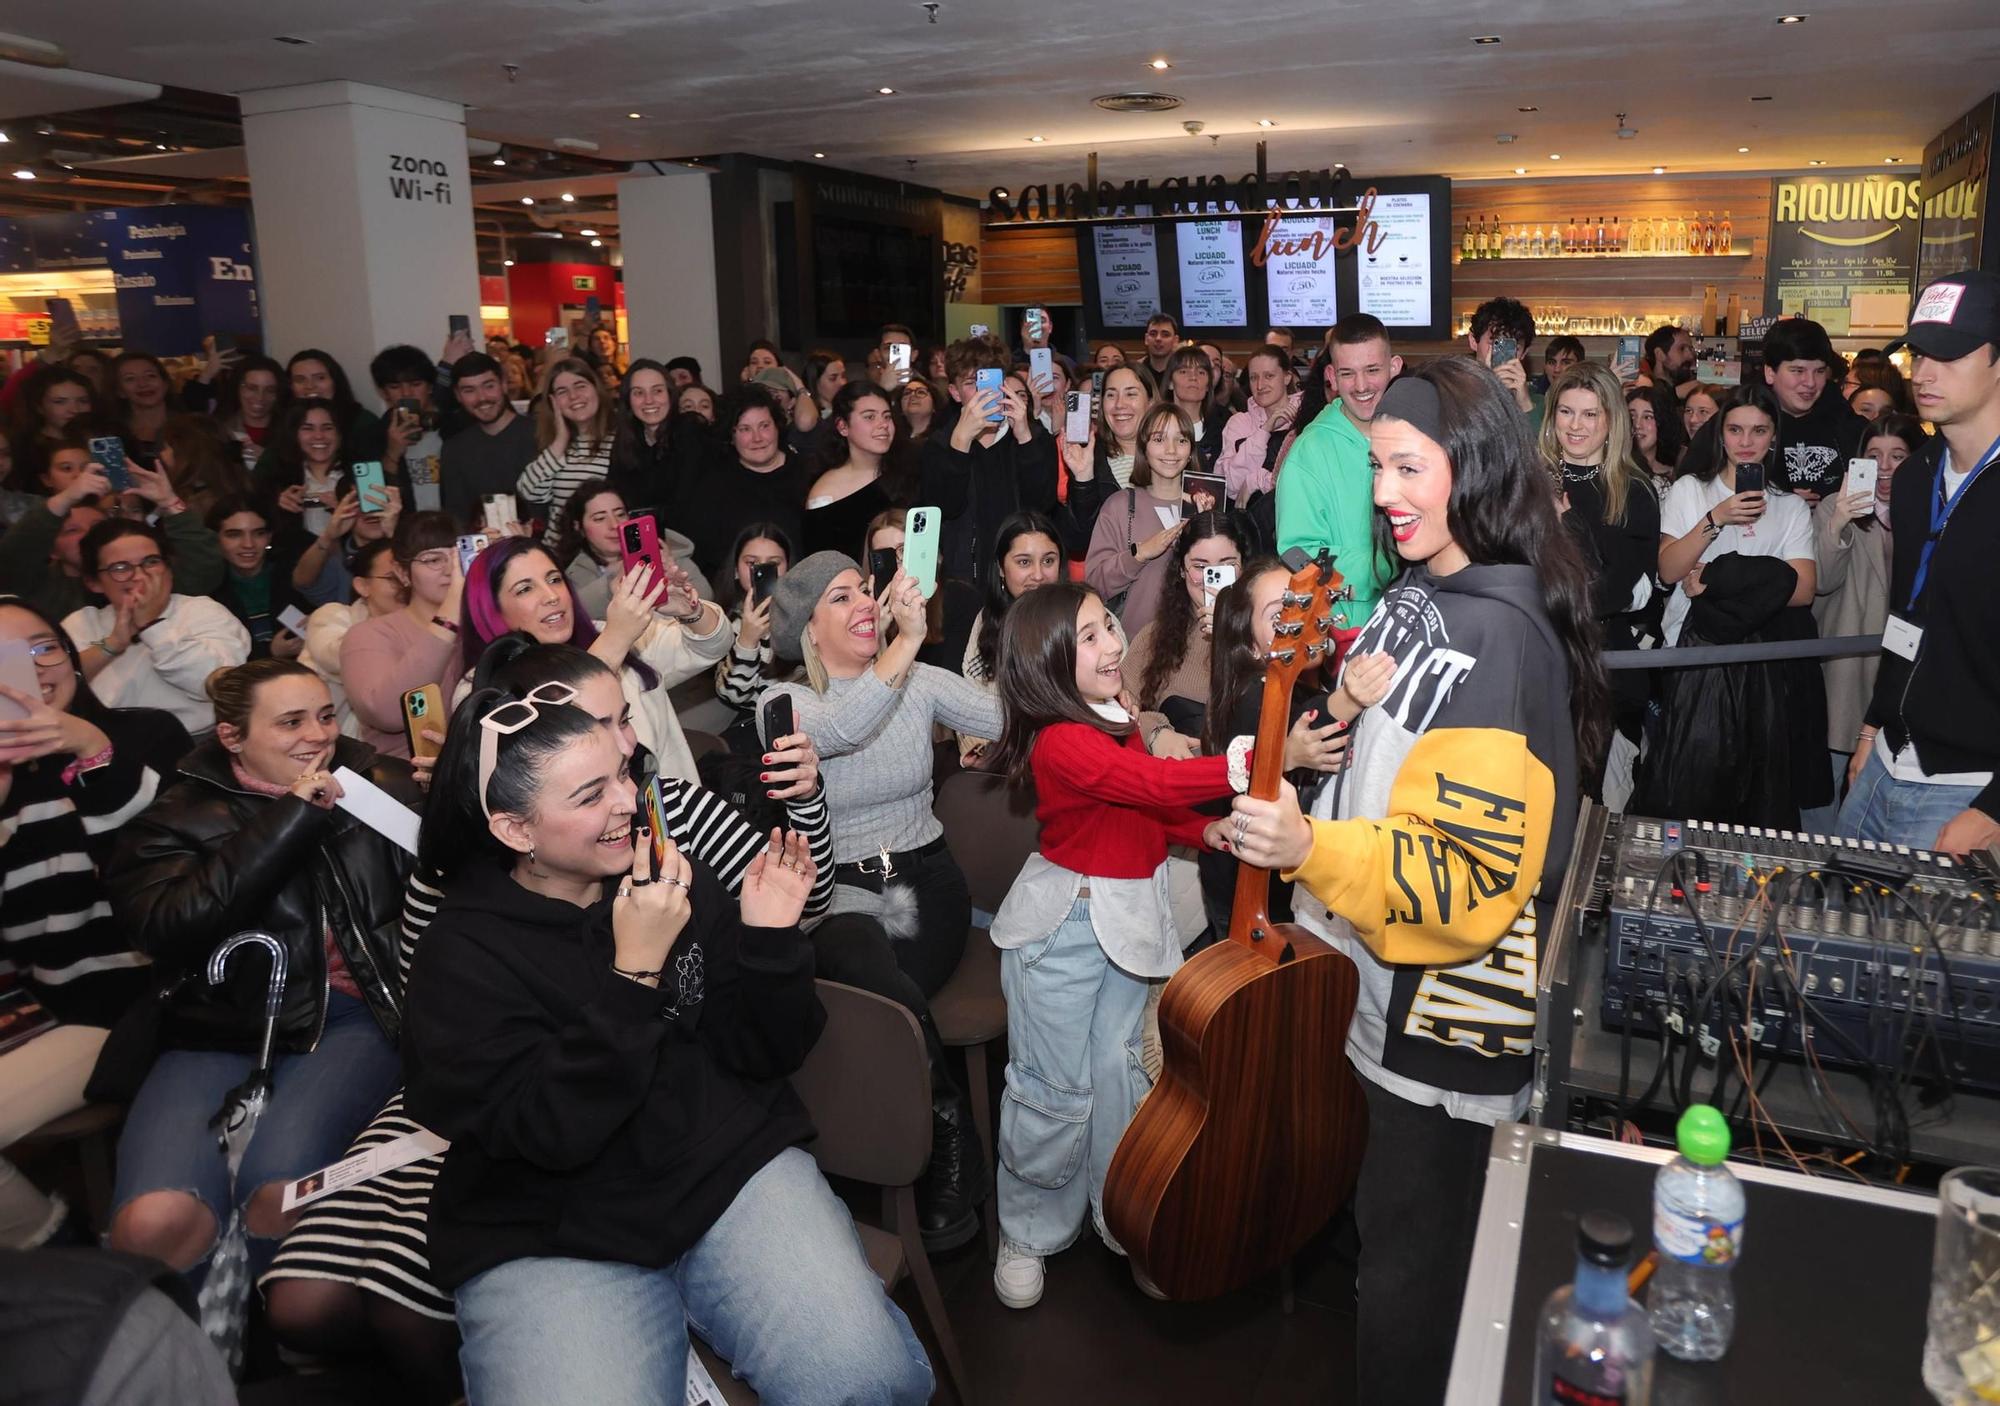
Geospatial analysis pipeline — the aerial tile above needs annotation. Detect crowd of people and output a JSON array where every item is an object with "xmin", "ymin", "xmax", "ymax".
[{"xmin": 0, "ymin": 265, "xmax": 1995, "ymax": 1405}]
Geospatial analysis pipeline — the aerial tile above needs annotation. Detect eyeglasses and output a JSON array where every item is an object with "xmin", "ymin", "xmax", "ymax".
[
  {"xmin": 96, "ymin": 554, "xmax": 165, "ymax": 582},
  {"xmin": 27, "ymin": 639, "xmax": 65, "ymax": 665},
  {"xmin": 411, "ymin": 551, "xmax": 454, "ymax": 571},
  {"xmin": 1185, "ymin": 559, "xmax": 1242, "ymax": 577},
  {"xmin": 477, "ymin": 681, "xmax": 579, "ymax": 819}
]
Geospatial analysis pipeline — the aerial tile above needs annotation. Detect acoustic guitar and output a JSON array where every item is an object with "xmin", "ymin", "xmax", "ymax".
[{"xmin": 1103, "ymin": 550, "xmax": 1368, "ymax": 1301}]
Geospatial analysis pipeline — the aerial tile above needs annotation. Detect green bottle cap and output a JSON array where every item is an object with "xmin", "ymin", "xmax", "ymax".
[{"xmin": 1676, "ymin": 1104, "xmax": 1731, "ymax": 1165}]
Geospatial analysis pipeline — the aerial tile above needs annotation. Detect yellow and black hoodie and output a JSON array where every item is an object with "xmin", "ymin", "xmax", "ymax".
[{"xmin": 1286, "ymin": 562, "xmax": 1578, "ymax": 1124}]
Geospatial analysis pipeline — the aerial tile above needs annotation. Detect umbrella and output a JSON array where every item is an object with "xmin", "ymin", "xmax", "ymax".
[{"xmin": 196, "ymin": 930, "xmax": 287, "ymax": 1377}]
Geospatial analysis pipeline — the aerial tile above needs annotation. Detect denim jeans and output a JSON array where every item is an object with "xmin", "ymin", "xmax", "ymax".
[
  {"xmin": 453, "ymin": 1147, "xmax": 933, "ymax": 1406},
  {"xmin": 1838, "ymin": 747, "xmax": 1984, "ymax": 850},
  {"xmin": 111, "ymin": 993, "xmax": 400, "ymax": 1277},
  {"xmin": 996, "ymin": 897, "xmax": 1152, "ymax": 1258}
]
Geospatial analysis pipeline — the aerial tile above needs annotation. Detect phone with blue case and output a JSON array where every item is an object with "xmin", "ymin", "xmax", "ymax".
[
  {"xmin": 903, "ymin": 506, "xmax": 940, "ymax": 600},
  {"xmin": 87, "ymin": 436, "xmax": 130, "ymax": 493},
  {"xmin": 975, "ymin": 367, "xmax": 1005, "ymax": 424},
  {"xmin": 349, "ymin": 460, "xmax": 388, "ymax": 511}
]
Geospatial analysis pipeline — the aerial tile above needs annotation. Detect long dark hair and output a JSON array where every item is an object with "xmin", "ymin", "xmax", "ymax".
[
  {"xmin": 1201, "ymin": 554, "xmax": 1287, "ymax": 755},
  {"xmin": 610, "ymin": 357, "xmax": 671, "ymax": 478},
  {"xmin": 1373, "ymin": 358, "xmax": 1610, "ymax": 779},
  {"xmin": 285, "ymin": 349, "xmax": 364, "ymax": 428},
  {"xmin": 262, "ymin": 397, "xmax": 349, "ymax": 493},
  {"xmin": 219, "ymin": 354, "xmax": 291, "ymax": 426},
  {"xmin": 418, "ymin": 684, "xmax": 605, "ymax": 880},
  {"xmin": 989, "ymin": 581, "xmax": 1133, "ymax": 779},
  {"xmin": 1137, "ymin": 510, "xmax": 1252, "ymax": 711},
  {"xmin": 713, "ymin": 520, "xmax": 795, "ymax": 617},
  {"xmin": 1680, "ymin": 383, "xmax": 1780, "ymax": 485},
  {"xmin": 554, "ymin": 478, "xmax": 622, "ymax": 568},
  {"xmin": 1627, "ymin": 383, "xmax": 1687, "ymax": 472},
  {"xmin": 975, "ymin": 511, "xmax": 1063, "ymax": 679},
  {"xmin": 0, "ymin": 594, "xmax": 114, "ymax": 729},
  {"xmin": 813, "ymin": 380, "xmax": 918, "ymax": 502}
]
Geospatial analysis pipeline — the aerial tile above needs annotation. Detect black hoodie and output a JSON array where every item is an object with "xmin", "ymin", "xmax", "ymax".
[
  {"xmin": 402, "ymin": 859, "xmax": 823, "ymax": 1289},
  {"xmin": 1776, "ymin": 389, "xmax": 1867, "ymax": 497}
]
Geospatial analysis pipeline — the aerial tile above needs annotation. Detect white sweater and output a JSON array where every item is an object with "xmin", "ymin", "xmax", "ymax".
[{"xmin": 63, "ymin": 594, "xmax": 251, "ymax": 734}]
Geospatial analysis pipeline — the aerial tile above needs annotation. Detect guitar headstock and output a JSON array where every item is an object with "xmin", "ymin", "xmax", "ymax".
[{"xmin": 1266, "ymin": 549, "xmax": 1349, "ymax": 686}]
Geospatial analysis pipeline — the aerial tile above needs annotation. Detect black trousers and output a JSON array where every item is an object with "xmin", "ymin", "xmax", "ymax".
[
  {"xmin": 1353, "ymin": 1078, "xmax": 1493, "ymax": 1406},
  {"xmin": 834, "ymin": 843, "xmax": 970, "ymax": 1000},
  {"xmin": 810, "ymin": 913, "xmax": 931, "ymax": 1024}
]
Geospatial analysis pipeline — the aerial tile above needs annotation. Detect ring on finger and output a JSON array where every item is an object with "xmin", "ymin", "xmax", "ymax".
[
  {"xmin": 631, "ymin": 877, "xmax": 654, "ymax": 888},
  {"xmin": 618, "ymin": 882, "xmax": 633, "ymax": 898},
  {"xmin": 664, "ymin": 877, "xmax": 690, "ymax": 891}
]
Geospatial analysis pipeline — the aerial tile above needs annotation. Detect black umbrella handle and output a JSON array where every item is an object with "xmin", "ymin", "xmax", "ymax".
[{"xmin": 208, "ymin": 932, "xmax": 287, "ymax": 1075}]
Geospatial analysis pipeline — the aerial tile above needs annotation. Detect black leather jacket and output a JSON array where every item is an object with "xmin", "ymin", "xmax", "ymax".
[{"xmin": 108, "ymin": 736, "xmax": 420, "ymax": 1054}]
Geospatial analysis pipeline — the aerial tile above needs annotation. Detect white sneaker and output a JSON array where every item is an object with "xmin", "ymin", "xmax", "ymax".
[{"xmin": 993, "ymin": 1243, "xmax": 1045, "ymax": 1309}]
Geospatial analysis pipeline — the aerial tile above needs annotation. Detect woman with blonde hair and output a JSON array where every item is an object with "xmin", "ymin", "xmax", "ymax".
[{"xmin": 517, "ymin": 357, "xmax": 617, "ymax": 547}]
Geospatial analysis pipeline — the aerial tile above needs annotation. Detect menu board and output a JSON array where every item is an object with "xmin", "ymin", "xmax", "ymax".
[
  {"xmin": 1263, "ymin": 215, "xmax": 1340, "ymax": 327},
  {"xmin": 1175, "ymin": 220, "xmax": 1248, "ymax": 326},
  {"xmin": 1092, "ymin": 224, "xmax": 1162, "ymax": 327},
  {"xmin": 1355, "ymin": 192, "xmax": 1434, "ymax": 328}
]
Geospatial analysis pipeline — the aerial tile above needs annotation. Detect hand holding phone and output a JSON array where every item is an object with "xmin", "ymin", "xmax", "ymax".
[
  {"xmin": 456, "ymin": 534, "xmax": 489, "ymax": 573},
  {"xmin": 761, "ymin": 692, "xmax": 796, "ymax": 751},
  {"xmin": 975, "ymin": 367, "xmax": 1006, "ymax": 425},
  {"xmin": 1064, "ymin": 390, "xmax": 1092, "ymax": 445},
  {"xmin": 1843, "ymin": 457, "xmax": 1879, "ymax": 502},
  {"xmin": 868, "ymin": 548, "xmax": 899, "ymax": 601},
  {"xmin": 887, "ymin": 342, "xmax": 913, "ymax": 385},
  {"xmin": 0, "ymin": 640, "xmax": 38, "ymax": 723},
  {"xmin": 1028, "ymin": 347, "xmax": 1054, "ymax": 396},
  {"xmin": 483, "ymin": 495, "xmax": 517, "ymax": 534},
  {"xmin": 403, "ymin": 686, "xmax": 446, "ymax": 758},
  {"xmin": 349, "ymin": 461, "xmax": 388, "ymax": 513},
  {"xmin": 750, "ymin": 561, "xmax": 780, "ymax": 606},
  {"xmin": 902, "ymin": 507, "xmax": 940, "ymax": 599},
  {"xmin": 448, "ymin": 314, "xmax": 471, "ymax": 338},
  {"xmin": 619, "ymin": 516, "xmax": 665, "ymax": 584},
  {"xmin": 88, "ymin": 436, "xmax": 131, "ymax": 494},
  {"xmin": 1488, "ymin": 335, "xmax": 1520, "ymax": 370}
]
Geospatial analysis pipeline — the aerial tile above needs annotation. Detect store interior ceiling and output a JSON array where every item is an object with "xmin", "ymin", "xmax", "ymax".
[{"xmin": 1, "ymin": 0, "xmax": 1996, "ymax": 264}]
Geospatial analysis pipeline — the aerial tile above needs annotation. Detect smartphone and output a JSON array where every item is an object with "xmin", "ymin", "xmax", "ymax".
[
  {"xmin": 394, "ymin": 397, "xmax": 423, "ymax": 431},
  {"xmin": 620, "ymin": 516, "xmax": 664, "ymax": 583},
  {"xmin": 1616, "ymin": 335, "xmax": 1643, "ymax": 369},
  {"xmin": 0, "ymin": 639, "xmax": 37, "ymax": 721},
  {"xmin": 969, "ymin": 322, "xmax": 991, "ymax": 339},
  {"xmin": 585, "ymin": 295, "xmax": 602, "ymax": 327},
  {"xmin": 448, "ymin": 313, "xmax": 471, "ymax": 338},
  {"xmin": 868, "ymin": 547, "xmax": 899, "ymax": 601},
  {"xmin": 641, "ymin": 774, "xmax": 671, "ymax": 871},
  {"xmin": 1735, "ymin": 462, "xmax": 1765, "ymax": 497},
  {"xmin": 87, "ymin": 435, "xmax": 130, "ymax": 493},
  {"xmin": 761, "ymin": 692, "xmax": 796, "ymax": 750},
  {"xmin": 482, "ymin": 494, "xmax": 516, "ymax": 533},
  {"xmin": 1065, "ymin": 390, "xmax": 1092, "ymax": 444},
  {"xmin": 975, "ymin": 366, "xmax": 1006, "ymax": 424},
  {"xmin": 749, "ymin": 561, "xmax": 779, "ymax": 606},
  {"xmin": 887, "ymin": 341, "xmax": 912, "ymax": 385},
  {"xmin": 402, "ymin": 685, "xmax": 445, "ymax": 758},
  {"xmin": 349, "ymin": 460, "xmax": 388, "ymax": 512},
  {"xmin": 903, "ymin": 506, "xmax": 940, "ymax": 600},
  {"xmin": 1028, "ymin": 346, "xmax": 1053, "ymax": 392},
  {"xmin": 1844, "ymin": 457, "xmax": 1879, "ymax": 501},
  {"xmin": 1488, "ymin": 335, "xmax": 1520, "ymax": 370},
  {"xmin": 455, "ymin": 533, "xmax": 489, "ymax": 573},
  {"xmin": 1024, "ymin": 307, "xmax": 1047, "ymax": 344},
  {"xmin": 45, "ymin": 297, "xmax": 82, "ymax": 345},
  {"xmin": 1202, "ymin": 563, "xmax": 1238, "ymax": 603},
  {"xmin": 1091, "ymin": 369, "xmax": 1106, "ymax": 401},
  {"xmin": 544, "ymin": 326, "xmax": 569, "ymax": 349}
]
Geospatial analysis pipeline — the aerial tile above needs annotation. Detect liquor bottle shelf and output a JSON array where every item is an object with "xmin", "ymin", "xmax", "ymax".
[{"xmin": 1454, "ymin": 249, "xmax": 1751, "ymax": 265}]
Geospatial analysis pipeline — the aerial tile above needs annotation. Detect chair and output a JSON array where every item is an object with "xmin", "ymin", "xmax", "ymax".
[
  {"xmin": 932, "ymin": 769, "xmax": 1040, "ymax": 1260},
  {"xmin": 696, "ymin": 980, "xmax": 972, "ymax": 1405},
  {"xmin": 682, "ymin": 729, "xmax": 729, "ymax": 765}
]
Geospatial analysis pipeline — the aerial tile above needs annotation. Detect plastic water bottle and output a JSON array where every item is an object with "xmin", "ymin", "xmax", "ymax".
[
  {"xmin": 1649, "ymin": 1104, "xmax": 1745, "ymax": 1360},
  {"xmin": 1536, "ymin": 1210, "xmax": 1655, "ymax": 1404}
]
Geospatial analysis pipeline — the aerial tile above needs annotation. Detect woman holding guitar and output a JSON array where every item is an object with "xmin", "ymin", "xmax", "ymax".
[{"xmin": 1216, "ymin": 358, "xmax": 1608, "ymax": 1406}]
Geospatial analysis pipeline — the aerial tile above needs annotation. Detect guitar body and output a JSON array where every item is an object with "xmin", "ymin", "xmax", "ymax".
[
  {"xmin": 1104, "ymin": 923, "xmax": 1367, "ymax": 1301},
  {"xmin": 1102, "ymin": 549, "xmax": 1370, "ymax": 1301}
]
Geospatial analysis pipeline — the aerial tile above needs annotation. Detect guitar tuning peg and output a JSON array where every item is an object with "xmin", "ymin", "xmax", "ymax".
[{"xmin": 1306, "ymin": 642, "xmax": 1327, "ymax": 660}]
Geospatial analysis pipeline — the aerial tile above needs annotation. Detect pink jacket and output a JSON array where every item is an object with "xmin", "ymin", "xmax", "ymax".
[{"xmin": 1214, "ymin": 392, "xmax": 1303, "ymax": 502}]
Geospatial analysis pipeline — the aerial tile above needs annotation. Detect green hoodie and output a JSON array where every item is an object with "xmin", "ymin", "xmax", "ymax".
[{"xmin": 1275, "ymin": 398, "xmax": 1394, "ymax": 630}]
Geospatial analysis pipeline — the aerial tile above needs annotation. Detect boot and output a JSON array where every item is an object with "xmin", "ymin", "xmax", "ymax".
[{"xmin": 916, "ymin": 1015, "xmax": 987, "ymax": 1253}]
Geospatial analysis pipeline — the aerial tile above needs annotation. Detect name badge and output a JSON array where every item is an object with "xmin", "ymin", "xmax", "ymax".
[{"xmin": 1883, "ymin": 614, "xmax": 1923, "ymax": 662}]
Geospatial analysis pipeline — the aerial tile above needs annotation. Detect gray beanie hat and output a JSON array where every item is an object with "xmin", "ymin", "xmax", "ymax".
[{"xmin": 769, "ymin": 550, "xmax": 862, "ymax": 662}]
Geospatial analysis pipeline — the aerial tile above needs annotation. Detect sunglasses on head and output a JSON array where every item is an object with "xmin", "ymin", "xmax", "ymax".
[{"xmin": 477, "ymin": 681, "xmax": 580, "ymax": 819}]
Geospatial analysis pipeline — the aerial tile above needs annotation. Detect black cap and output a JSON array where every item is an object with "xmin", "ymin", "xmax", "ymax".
[
  {"xmin": 1577, "ymin": 1211, "xmax": 1635, "ymax": 1268},
  {"xmin": 1889, "ymin": 271, "xmax": 2000, "ymax": 362}
]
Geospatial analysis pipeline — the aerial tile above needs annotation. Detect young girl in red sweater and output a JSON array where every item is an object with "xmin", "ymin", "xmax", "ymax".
[{"xmin": 984, "ymin": 580, "xmax": 1251, "ymax": 1310}]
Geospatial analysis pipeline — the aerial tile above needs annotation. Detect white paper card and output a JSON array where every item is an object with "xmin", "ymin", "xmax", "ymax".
[
  {"xmin": 1882, "ymin": 614, "xmax": 1923, "ymax": 662},
  {"xmin": 332, "ymin": 766, "xmax": 421, "ymax": 854},
  {"xmin": 686, "ymin": 1353, "xmax": 727, "ymax": 1405},
  {"xmin": 1154, "ymin": 505, "xmax": 1180, "ymax": 532},
  {"xmin": 281, "ymin": 1129, "xmax": 447, "ymax": 1211},
  {"xmin": 277, "ymin": 605, "xmax": 309, "ymax": 636}
]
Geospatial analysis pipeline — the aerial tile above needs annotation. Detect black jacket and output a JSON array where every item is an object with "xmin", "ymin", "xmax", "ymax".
[
  {"xmin": 1776, "ymin": 391, "xmax": 1867, "ymax": 497},
  {"xmin": 673, "ymin": 451, "xmax": 813, "ymax": 581},
  {"xmin": 919, "ymin": 425, "xmax": 1059, "ymax": 588},
  {"xmin": 403, "ymin": 860, "xmax": 822, "ymax": 1289},
  {"xmin": 108, "ymin": 736, "xmax": 419, "ymax": 1052},
  {"xmin": 1866, "ymin": 433, "xmax": 2000, "ymax": 817}
]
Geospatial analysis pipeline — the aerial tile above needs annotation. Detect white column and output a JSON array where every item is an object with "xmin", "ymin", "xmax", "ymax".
[
  {"xmin": 240, "ymin": 82, "xmax": 480, "ymax": 409},
  {"xmin": 617, "ymin": 170, "xmax": 721, "ymax": 381}
]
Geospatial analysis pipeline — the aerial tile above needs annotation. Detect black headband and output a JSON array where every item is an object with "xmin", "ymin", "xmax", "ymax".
[{"xmin": 1374, "ymin": 375, "xmax": 1444, "ymax": 445}]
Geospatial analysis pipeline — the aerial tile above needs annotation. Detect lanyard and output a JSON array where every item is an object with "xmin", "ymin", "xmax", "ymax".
[{"xmin": 1908, "ymin": 429, "xmax": 2000, "ymax": 611}]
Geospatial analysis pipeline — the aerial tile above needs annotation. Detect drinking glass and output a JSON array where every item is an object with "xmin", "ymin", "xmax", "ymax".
[{"xmin": 1926, "ymin": 1168, "xmax": 2000, "ymax": 1403}]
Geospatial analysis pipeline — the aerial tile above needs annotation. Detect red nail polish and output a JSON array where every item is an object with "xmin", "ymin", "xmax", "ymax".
[
  {"xmin": 761, "ymin": 754, "xmax": 773, "ymax": 764},
  {"xmin": 759, "ymin": 773, "xmax": 770, "ymax": 781}
]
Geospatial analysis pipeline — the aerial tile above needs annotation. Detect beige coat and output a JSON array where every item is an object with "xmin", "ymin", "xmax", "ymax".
[{"xmin": 1812, "ymin": 495, "xmax": 1893, "ymax": 752}]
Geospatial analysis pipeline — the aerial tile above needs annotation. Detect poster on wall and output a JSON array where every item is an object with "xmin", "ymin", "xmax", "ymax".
[
  {"xmin": 102, "ymin": 206, "xmax": 260, "ymax": 353},
  {"xmin": 1917, "ymin": 94, "xmax": 1995, "ymax": 288},
  {"xmin": 1263, "ymin": 214, "xmax": 1339, "ymax": 327},
  {"xmin": 1355, "ymin": 192, "xmax": 1433, "ymax": 328},
  {"xmin": 1766, "ymin": 173, "xmax": 1923, "ymax": 333},
  {"xmin": 1093, "ymin": 224, "xmax": 1162, "ymax": 326},
  {"xmin": 1175, "ymin": 219, "xmax": 1247, "ymax": 326}
]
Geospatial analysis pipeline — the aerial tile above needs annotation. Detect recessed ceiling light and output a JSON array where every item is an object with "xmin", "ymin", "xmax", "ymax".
[
  {"xmin": 1738, "ymin": 146, "xmax": 1751, "ymax": 153},
  {"xmin": 1256, "ymin": 118, "xmax": 1277, "ymax": 128},
  {"xmin": 994, "ymin": 188, "xmax": 1010, "ymax": 200},
  {"xmin": 503, "ymin": 259, "xmax": 515, "ymax": 267},
  {"xmin": 0, "ymin": 132, "xmax": 10, "ymax": 144},
  {"xmin": 492, "ymin": 157, "xmax": 507, "ymax": 166},
  {"xmin": 1549, "ymin": 153, "xmax": 1561, "ymax": 160},
  {"xmin": 1776, "ymin": 13, "xmax": 1807, "ymax": 22},
  {"xmin": 1513, "ymin": 167, "xmax": 1528, "ymax": 175},
  {"xmin": 1653, "ymin": 166, "xmax": 1666, "ymax": 174},
  {"xmin": 590, "ymin": 239, "xmax": 603, "ymax": 248},
  {"xmin": 876, "ymin": 86, "xmax": 896, "ymax": 95},
  {"xmin": 579, "ymin": 228, "xmax": 597, "ymax": 237},
  {"xmin": 1027, "ymin": 135, "xmax": 1046, "ymax": 142},
  {"xmin": 154, "ymin": 142, "xmax": 169, "ymax": 151},
  {"xmin": 1808, "ymin": 159, "xmax": 1826, "ymax": 166},
  {"xmin": 520, "ymin": 196, "xmax": 534, "ymax": 205},
  {"xmin": 627, "ymin": 112, "xmax": 642, "ymax": 119},
  {"xmin": 12, "ymin": 169, "xmax": 34, "ymax": 180},
  {"xmin": 1472, "ymin": 35, "xmax": 1502, "ymax": 44},
  {"xmin": 560, "ymin": 192, "xmax": 575, "ymax": 202},
  {"xmin": 1885, "ymin": 156, "xmax": 1903, "ymax": 163},
  {"xmin": 1517, "ymin": 106, "xmax": 1539, "ymax": 113},
  {"xmin": 813, "ymin": 151, "xmax": 826, "ymax": 159},
  {"xmin": 1496, "ymin": 133, "xmax": 1517, "ymax": 144},
  {"xmin": 1148, "ymin": 58, "xmax": 1171, "ymax": 70}
]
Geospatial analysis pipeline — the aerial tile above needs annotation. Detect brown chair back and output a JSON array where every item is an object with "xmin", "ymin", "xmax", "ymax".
[
  {"xmin": 791, "ymin": 980, "xmax": 931, "ymax": 1188},
  {"xmin": 935, "ymin": 769, "xmax": 1039, "ymax": 915},
  {"xmin": 682, "ymin": 729, "xmax": 728, "ymax": 764}
]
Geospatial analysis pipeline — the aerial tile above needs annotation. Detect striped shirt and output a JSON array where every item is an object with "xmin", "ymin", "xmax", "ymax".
[
  {"xmin": 260, "ymin": 768, "xmax": 834, "ymax": 1318},
  {"xmin": 516, "ymin": 438, "xmax": 614, "ymax": 547}
]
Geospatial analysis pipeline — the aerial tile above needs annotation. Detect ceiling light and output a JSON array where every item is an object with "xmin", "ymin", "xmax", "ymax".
[
  {"xmin": 1808, "ymin": 159, "xmax": 1826, "ymax": 166},
  {"xmin": 1027, "ymin": 135, "xmax": 1046, "ymax": 142},
  {"xmin": 520, "ymin": 196, "xmax": 534, "ymax": 205},
  {"xmin": 813, "ymin": 151, "xmax": 826, "ymax": 159},
  {"xmin": 876, "ymin": 86, "xmax": 896, "ymax": 95},
  {"xmin": 1496, "ymin": 133, "xmax": 1517, "ymax": 144},
  {"xmin": 1738, "ymin": 146, "xmax": 1751, "ymax": 153},
  {"xmin": 0, "ymin": 132, "xmax": 9, "ymax": 144},
  {"xmin": 1256, "ymin": 119, "xmax": 1277, "ymax": 128},
  {"xmin": 994, "ymin": 188, "xmax": 1009, "ymax": 200},
  {"xmin": 12, "ymin": 169, "xmax": 33, "ymax": 180},
  {"xmin": 561, "ymin": 192, "xmax": 575, "ymax": 202},
  {"xmin": 1472, "ymin": 35, "xmax": 1502, "ymax": 44},
  {"xmin": 1517, "ymin": 106, "xmax": 1539, "ymax": 113},
  {"xmin": 154, "ymin": 143, "xmax": 168, "ymax": 151},
  {"xmin": 1549, "ymin": 153, "xmax": 1561, "ymax": 160},
  {"xmin": 1885, "ymin": 155, "xmax": 1903, "ymax": 163},
  {"xmin": 1513, "ymin": 167, "xmax": 1527, "ymax": 175},
  {"xmin": 492, "ymin": 157, "xmax": 507, "ymax": 166},
  {"xmin": 590, "ymin": 239, "xmax": 602, "ymax": 248},
  {"xmin": 1148, "ymin": 58, "xmax": 1171, "ymax": 70},
  {"xmin": 503, "ymin": 259, "xmax": 515, "ymax": 267},
  {"xmin": 579, "ymin": 228, "xmax": 597, "ymax": 237},
  {"xmin": 627, "ymin": 112, "xmax": 642, "ymax": 119},
  {"xmin": 1653, "ymin": 166, "xmax": 1666, "ymax": 174},
  {"xmin": 1776, "ymin": 13, "xmax": 1807, "ymax": 22}
]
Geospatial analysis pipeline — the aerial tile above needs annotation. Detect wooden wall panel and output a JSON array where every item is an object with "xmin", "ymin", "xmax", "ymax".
[{"xmin": 981, "ymin": 225, "xmax": 1081, "ymax": 306}]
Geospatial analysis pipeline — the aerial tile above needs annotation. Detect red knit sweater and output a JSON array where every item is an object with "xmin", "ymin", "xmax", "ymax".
[{"xmin": 1028, "ymin": 721, "xmax": 1234, "ymax": 879}]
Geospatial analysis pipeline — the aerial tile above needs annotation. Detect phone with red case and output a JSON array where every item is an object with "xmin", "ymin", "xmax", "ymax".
[{"xmin": 619, "ymin": 516, "xmax": 664, "ymax": 584}]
